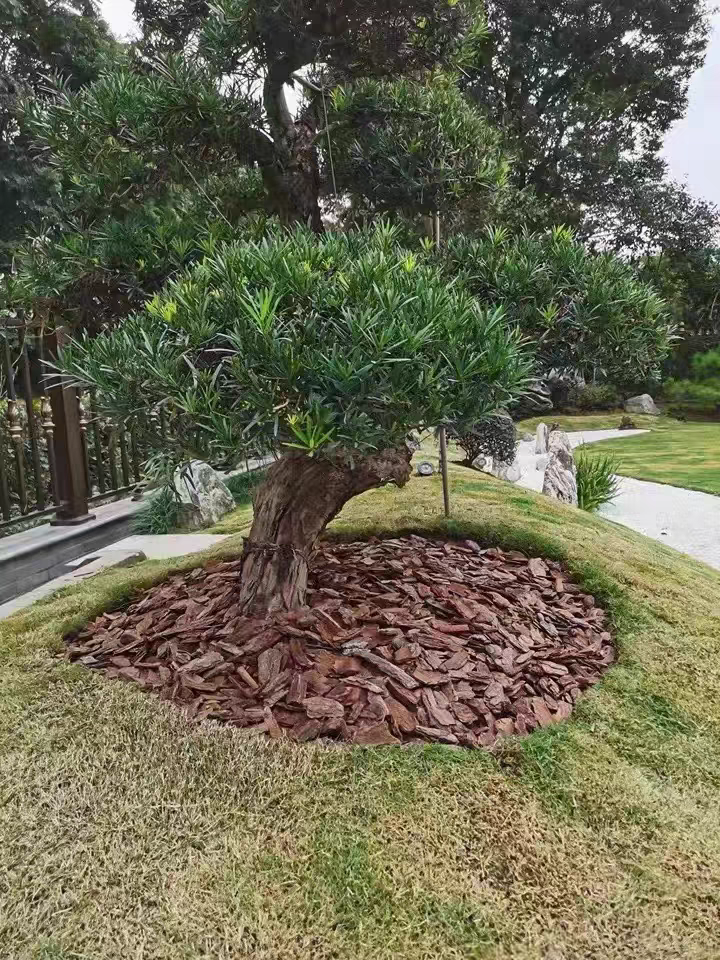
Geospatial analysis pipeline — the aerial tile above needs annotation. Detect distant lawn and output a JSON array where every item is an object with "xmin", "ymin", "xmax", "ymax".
[{"xmin": 520, "ymin": 412, "xmax": 720, "ymax": 496}]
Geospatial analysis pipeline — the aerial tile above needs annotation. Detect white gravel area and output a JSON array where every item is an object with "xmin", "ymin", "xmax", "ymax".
[{"xmin": 514, "ymin": 428, "xmax": 720, "ymax": 572}]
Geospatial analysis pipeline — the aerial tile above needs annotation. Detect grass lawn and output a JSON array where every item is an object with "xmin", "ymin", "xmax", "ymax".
[
  {"xmin": 520, "ymin": 412, "xmax": 720, "ymax": 495},
  {"xmin": 3, "ymin": 461, "xmax": 720, "ymax": 959}
]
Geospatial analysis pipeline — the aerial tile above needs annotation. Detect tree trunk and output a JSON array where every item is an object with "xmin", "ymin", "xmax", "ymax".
[
  {"xmin": 262, "ymin": 71, "xmax": 323, "ymax": 232},
  {"xmin": 238, "ymin": 448, "xmax": 413, "ymax": 616}
]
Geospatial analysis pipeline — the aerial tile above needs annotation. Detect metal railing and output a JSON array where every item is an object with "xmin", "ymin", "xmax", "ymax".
[{"xmin": 0, "ymin": 323, "xmax": 146, "ymax": 534}]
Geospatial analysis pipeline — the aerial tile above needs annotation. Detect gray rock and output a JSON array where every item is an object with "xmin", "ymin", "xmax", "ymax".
[
  {"xmin": 624, "ymin": 393, "xmax": 659, "ymax": 416},
  {"xmin": 521, "ymin": 432, "xmax": 534, "ymax": 443},
  {"xmin": 542, "ymin": 430, "xmax": 577, "ymax": 506},
  {"xmin": 405, "ymin": 431, "xmax": 422, "ymax": 453},
  {"xmin": 514, "ymin": 379, "xmax": 553, "ymax": 417},
  {"xmin": 535, "ymin": 422, "xmax": 549, "ymax": 454},
  {"xmin": 536, "ymin": 455, "xmax": 549, "ymax": 471},
  {"xmin": 491, "ymin": 457, "xmax": 522, "ymax": 484},
  {"xmin": 173, "ymin": 460, "xmax": 235, "ymax": 529},
  {"xmin": 471, "ymin": 454, "xmax": 487, "ymax": 471},
  {"xmin": 416, "ymin": 461, "xmax": 435, "ymax": 477}
]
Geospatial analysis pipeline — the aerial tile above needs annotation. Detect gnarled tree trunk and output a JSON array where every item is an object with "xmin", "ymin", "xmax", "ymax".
[{"xmin": 238, "ymin": 447, "xmax": 412, "ymax": 616}]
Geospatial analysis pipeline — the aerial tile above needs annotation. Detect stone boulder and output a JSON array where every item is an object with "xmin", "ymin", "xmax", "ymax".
[
  {"xmin": 536, "ymin": 455, "xmax": 549, "ymax": 472},
  {"xmin": 491, "ymin": 457, "xmax": 522, "ymax": 484},
  {"xmin": 416, "ymin": 461, "xmax": 435, "ymax": 476},
  {"xmin": 535, "ymin": 422, "xmax": 549, "ymax": 454},
  {"xmin": 173, "ymin": 460, "xmax": 235, "ymax": 529},
  {"xmin": 624, "ymin": 394, "xmax": 659, "ymax": 416},
  {"xmin": 542, "ymin": 431, "xmax": 577, "ymax": 506}
]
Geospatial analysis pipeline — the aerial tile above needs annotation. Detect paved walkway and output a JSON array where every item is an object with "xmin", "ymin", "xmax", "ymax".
[{"xmin": 516, "ymin": 429, "xmax": 720, "ymax": 572}]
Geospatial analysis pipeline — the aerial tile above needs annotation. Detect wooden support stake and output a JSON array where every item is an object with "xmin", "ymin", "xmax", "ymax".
[{"xmin": 438, "ymin": 425, "xmax": 451, "ymax": 519}]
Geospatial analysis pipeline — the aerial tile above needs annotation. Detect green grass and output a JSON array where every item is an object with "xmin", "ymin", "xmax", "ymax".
[
  {"xmin": 3, "ymin": 460, "xmax": 720, "ymax": 959},
  {"xmin": 520, "ymin": 412, "xmax": 720, "ymax": 495}
]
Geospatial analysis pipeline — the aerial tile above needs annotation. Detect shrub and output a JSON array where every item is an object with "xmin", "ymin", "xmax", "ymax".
[
  {"xmin": 691, "ymin": 346, "xmax": 720, "ymax": 380},
  {"xmin": 576, "ymin": 452, "xmax": 620, "ymax": 512},
  {"xmin": 450, "ymin": 415, "xmax": 517, "ymax": 467},
  {"xmin": 662, "ymin": 378, "xmax": 720, "ymax": 417},
  {"xmin": 567, "ymin": 383, "xmax": 621, "ymax": 412},
  {"xmin": 132, "ymin": 487, "xmax": 180, "ymax": 534},
  {"xmin": 225, "ymin": 467, "xmax": 268, "ymax": 506}
]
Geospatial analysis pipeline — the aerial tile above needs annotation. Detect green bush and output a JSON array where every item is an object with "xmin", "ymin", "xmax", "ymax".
[
  {"xmin": 132, "ymin": 487, "xmax": 180, "ymax": 535},
  {"xmin": 662, "ymin": 378, "xmax": 720, "ymax": 416},
  {"xmin": 225, "ymin": 467, "xmax": 268, "ymax": 506},
  {"xmin": 567, "ymin": 383, "xmax": 621, "ymax": 412},
  {"xmin": 691, "ymin": 346, "xmax": 720, "ymax": 381},
  {"xmin": 575, "ymin": 452, "xmax": 620, "ymax": 512}
]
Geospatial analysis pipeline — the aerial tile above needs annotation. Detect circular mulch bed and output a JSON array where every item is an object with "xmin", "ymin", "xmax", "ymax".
[{"xmin": 66, "ymin": 536, "xmax": 615, "ymax": 748}]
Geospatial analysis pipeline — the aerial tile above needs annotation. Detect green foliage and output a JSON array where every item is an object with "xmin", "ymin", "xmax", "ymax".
[
  {"xmin": 225, "ymin": 467, "xmax": 268, "ymax": 506},
  {"xmin": 640, "ymin": 248, "xmax": 720, "ymax": 377},
  {"xmin": 575, "ymin": 452, "xmax": 620, "ymax": 512},
  {"xmin": 692, "ymin": 346, "xmax": 720, "ymax": 380},
  {"xmin": 443, "ymin": 227, "xmax": 673, "ymax": 386},
  {"xmin": 132, "ymin": 487, "xmax": 180, "ymax": 535},
  {"xmin": 57, "ymin": 223, "xmax": 532, "ymax": 464},
  {"xmin": 328, "ymin": 73, "xmax": 508, "ymax": 218},
  {"xmin": 469, "ymin": 0, "xmax": 711, "ymax": 248},
  {"xmin": 0, "ymin": 0, "xmax": 114, "ymax": 269},
  {"xmin": 567, "ymin": 384, "xmax": 621, "ymax": 413},
  {"xmin": 661, "ymin": 347, "xmax": 720, "ymax": 417},
  {"xmin": 449, "ymin": 415, "xmax": 516, "ymax": 466}
]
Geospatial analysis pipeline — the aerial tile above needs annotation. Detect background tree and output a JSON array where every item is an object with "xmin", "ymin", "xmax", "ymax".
[
  {"xmin": 57, "ymin": 224, "xmax": 532, "ymax": 613},
  {"xmin": 6, "ymin": 0, "xmax": 506, "ymax": 331},
  {"xmin": 468, "ymin": 0, "xmax": 711, "ymax": 242},
  {"xmin": 0, "ymin": 0, "xmax": 113, "ymax": 270}
]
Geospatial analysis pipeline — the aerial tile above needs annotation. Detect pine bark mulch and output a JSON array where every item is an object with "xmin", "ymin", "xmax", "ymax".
[{"xmin": 65, "ymin": 536, "xmax": 615, "ymax": 748}]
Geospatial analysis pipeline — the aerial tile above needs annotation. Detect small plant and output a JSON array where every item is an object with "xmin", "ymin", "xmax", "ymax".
[
  {"xmin": 618, "ymin": 416, "xmax": 636, "ymax": 430},
  {"xmin": 225, "ymin": 468, "xmax": 268, "ymax": 506},
  {"xmin": 575, "ymin": 452, "xmax": 620, "ymax": 512},
  {"xmin": 132, "ymin": 487, "xmax": 180, "ymax": 534}
]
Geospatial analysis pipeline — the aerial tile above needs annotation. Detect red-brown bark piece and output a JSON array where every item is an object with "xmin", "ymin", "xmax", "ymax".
[{"xmin": 65, "ymin": 536, "xmax": 615, "ymax": 750}]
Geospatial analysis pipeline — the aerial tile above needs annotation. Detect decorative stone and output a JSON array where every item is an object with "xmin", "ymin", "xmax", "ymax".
[
  {"xmin": 536, "ymin": 455, "xmax": 549, "ymax": 471},
  {"xmin": 491, "ymin": 458, "xmax": 522, "ymax": 483},
  {"xmin": 535, "ymin": 422, "xmax": 549, "ymax": 454},
  {"xmin": 173, "ymin": 460, "xmax": 235, "ymax": 529},
  {"xmin": 416, "ymin": 461, "xmax": 435, "ymax": 477},
  {"xmin": 405, "ymin": 432, "xmax": 422, "ymax": 453},
  {"xmin": 471, "ymin": 455, "xmax": 487, "ymax": 471},
  {"xmin": 542, "ymin": 430, "xmax": 577, "ymax": 506},
  {"xmin": 521, "ymin": 432, "xmax": 534, "ymax": 442},
  {"xmin": 624, "ymin": 394, "xmax": 659, "ymax": 415}
]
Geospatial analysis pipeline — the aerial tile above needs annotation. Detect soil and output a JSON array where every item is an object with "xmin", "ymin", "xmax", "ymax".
[{"xmin": 65, "ymin": 536, "xmax": 615, "ymax": 748}]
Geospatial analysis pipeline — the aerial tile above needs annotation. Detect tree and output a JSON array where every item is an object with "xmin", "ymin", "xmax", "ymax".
[
  {"xmin": 6, "ymin": 1, "xmax": 509, "ymax": 330},
  {"xmin": 0, "ymin": 0, "xmax": 113, "ymax": 269},
  {"xmin": 469, "ymin": 0, "xmax": 710, "ymax": 237},
  {"xmin": 57, "ymin": 224, "xmax": 532, "ymax": 614},
  {"xmin": 443, "ymin": 227, "xmax": 674, "ymax": 387}
]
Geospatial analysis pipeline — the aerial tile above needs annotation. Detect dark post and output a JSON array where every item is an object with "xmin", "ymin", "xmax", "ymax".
[
  {"xmin": 48, "ymin": 328, "xmax": 95, "ymax": 525},
  {"xmin": 438, "ymin": 425, "xmax": 451, "ymax": 519}
]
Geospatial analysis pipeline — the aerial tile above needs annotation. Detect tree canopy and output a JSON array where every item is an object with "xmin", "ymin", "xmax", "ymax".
[
  {"xmin": 470, "ymin": 0, "xmax": 711, "ymax": 245},
  {"xmin": 58, "ymin": 224, "xmax": 532, "ymax": 612},
  {"xmin": 0, "ymin": 0, "xmax": 113, "ymax": 269},
  {"xmin": 443, "ymin": 227, "xmax": 673, "ymax": 387}
]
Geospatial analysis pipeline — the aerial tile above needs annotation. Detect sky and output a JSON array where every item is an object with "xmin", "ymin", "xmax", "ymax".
[{"xmin": 100, "ymin": 0, "xmax": 720, "ymax": 206}]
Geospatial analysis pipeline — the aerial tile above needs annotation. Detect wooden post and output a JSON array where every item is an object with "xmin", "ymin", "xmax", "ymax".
[
  {"xmin": 438, "ymin": 425, "xmax": 451, "ymax": 519},
  {"xmin": 48, "ymin": 328, "xmax": 94, "ymax": 525},
  {"xmin": 430, "ymin": 209, "xmax": 451, "ymax": 519}
]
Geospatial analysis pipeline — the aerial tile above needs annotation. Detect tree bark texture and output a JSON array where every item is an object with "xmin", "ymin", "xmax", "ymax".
[
  {"xmin": 238, "ymin": 448, "xmax": 413, "ymax": 615},
  {"xmin": 262, "ymin": 70, "xmax": 323, "ymax": 232}
]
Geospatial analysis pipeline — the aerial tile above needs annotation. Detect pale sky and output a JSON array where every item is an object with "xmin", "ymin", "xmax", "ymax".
[{"xmin": 100, "ymin": 0, "xmax": 720, "ymax": 206}]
